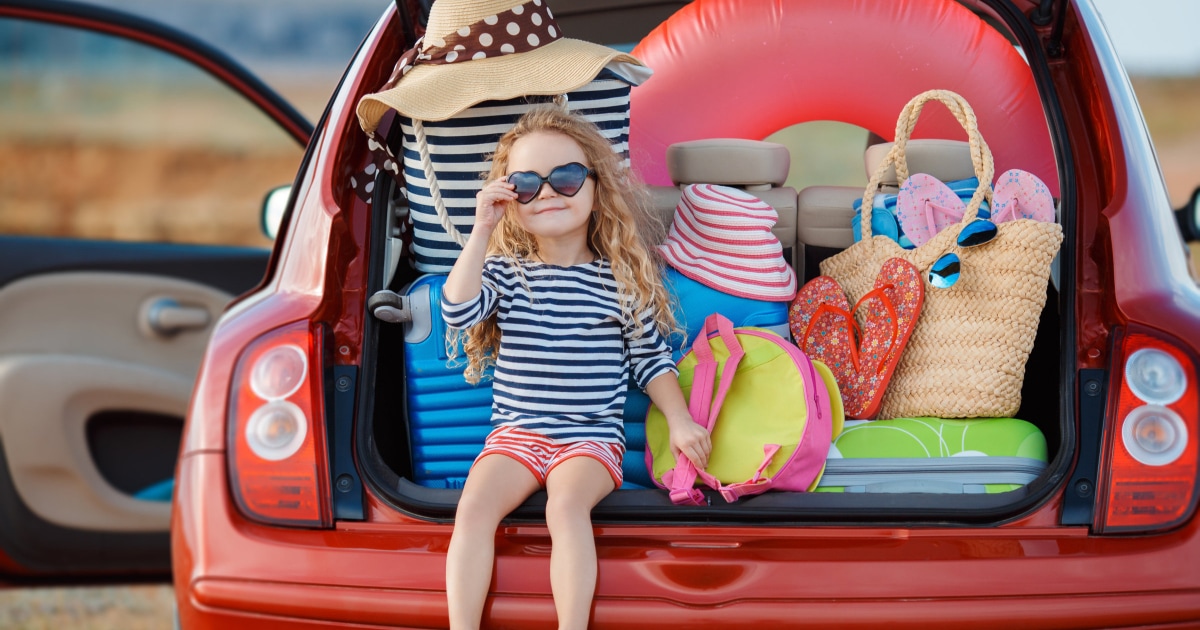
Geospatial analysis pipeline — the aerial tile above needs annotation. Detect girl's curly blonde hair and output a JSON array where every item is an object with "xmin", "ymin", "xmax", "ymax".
[{"xmin": 455, "ymin": 105, "xmax": 675, "ymax": 384}]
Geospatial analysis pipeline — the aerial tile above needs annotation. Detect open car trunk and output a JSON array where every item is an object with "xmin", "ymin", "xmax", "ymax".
[{"xmin": 353, "ymin": 0, "xmax": 1076, "ymax": 525}]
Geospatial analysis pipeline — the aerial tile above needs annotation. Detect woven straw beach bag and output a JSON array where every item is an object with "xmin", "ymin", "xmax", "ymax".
[{"xmin": 819, "ymin": 89, "xmax": 1063, "ymax": 418}]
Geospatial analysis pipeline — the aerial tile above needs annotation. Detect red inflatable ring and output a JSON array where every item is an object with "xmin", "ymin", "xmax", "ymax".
[{"xmin": 629, "ymin": 0, "xmax": 1057, "ymax": 195}]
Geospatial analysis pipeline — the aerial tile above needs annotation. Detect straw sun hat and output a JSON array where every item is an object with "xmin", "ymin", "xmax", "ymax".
[
  {"xmin": 658, "ymin": 184, "xmax": 798, "ymax": 302},
  {"xmin": 356, "ymin": 0, "xmax": 650, "ymax": 132}
]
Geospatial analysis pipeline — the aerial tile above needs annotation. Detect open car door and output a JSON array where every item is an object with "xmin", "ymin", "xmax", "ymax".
[{"xmin": 0, "ymin": 0, "xmax": 310, "ymax": 581}]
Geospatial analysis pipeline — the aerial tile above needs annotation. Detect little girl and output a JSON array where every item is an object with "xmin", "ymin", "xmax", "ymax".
[{"xmin": 442, "ymin": 106, "xmax": 712, "ymax": 630}]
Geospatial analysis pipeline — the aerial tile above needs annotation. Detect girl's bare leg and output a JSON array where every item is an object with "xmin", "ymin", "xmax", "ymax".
[
  {"xmin": 543, "ymin": 457, "xmax": 616, "ymax": 630},
  {"xmin": 446, "ymin": 454, "xmax": 541, "ymax": 630}
]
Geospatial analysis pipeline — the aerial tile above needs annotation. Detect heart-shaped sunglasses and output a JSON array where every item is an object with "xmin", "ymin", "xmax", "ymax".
[{"xmin": 506, "ymin": 162, "xmax": 596, "ymax": 204}]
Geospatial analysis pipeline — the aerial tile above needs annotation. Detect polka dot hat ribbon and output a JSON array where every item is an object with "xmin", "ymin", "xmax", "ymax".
[{"xmin": 380, "ymin": 0, "xmax": 562, "ymax": 92}]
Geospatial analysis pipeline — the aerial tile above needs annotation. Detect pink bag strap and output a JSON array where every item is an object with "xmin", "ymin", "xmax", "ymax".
[
  {"xmin": 665, "ymin": 313, "xmax": 744, "ymax": 506},
  {"xmin": 687, "ymin": 330, "xmax": 832, "ymax": 503},
  {"xmin": 664, "ymin": 320, "xmax": 832, "ymax": 505},
  {"xmin": 703, "ymin": 339, "xmax": 829, "ymax": 502},
  {"xmin": 698, "ymin": 444, "xmax": 781, "ymax": 503}
]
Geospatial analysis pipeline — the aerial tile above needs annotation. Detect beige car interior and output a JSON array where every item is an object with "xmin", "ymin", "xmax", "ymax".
[{"xmin": 0, "ymin": 272, "xmax": 229, "ymax": 532}]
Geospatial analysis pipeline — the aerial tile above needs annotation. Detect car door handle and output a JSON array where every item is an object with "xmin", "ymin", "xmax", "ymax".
[{"xmin": 143, "ymin": 298, "xmax": 211, "ymax": 337}]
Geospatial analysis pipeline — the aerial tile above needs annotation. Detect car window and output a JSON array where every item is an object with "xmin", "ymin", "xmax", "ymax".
[
  {"xmin": 0, "ymin": 17, "xmax": 303, "ymax": 247},
  {"xmin": 767, "ymin": 121, "xmax": 872, "ymax": 192}
]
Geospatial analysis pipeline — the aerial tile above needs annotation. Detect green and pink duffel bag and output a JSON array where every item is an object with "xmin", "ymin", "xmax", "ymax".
[{"xmin": 644, "ymin": 313, "xmax": 844, "ymax": 505}]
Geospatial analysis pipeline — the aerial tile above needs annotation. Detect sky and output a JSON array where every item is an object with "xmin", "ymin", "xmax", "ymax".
[
  {"xmin": 74, "ymin": 0, "xmax": 1200, "ymax": 78},
  {"xmin": 1092, "ymin": 0, "xmax": 1200, "ymax": 75}
]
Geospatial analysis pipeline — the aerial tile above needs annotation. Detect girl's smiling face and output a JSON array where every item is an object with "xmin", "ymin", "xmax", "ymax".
[{"xmin": 504, "ymin": 131, "xmax": 596, "ymax": 251}]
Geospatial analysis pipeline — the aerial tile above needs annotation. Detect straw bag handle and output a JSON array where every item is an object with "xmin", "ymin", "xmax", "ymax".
[{"xmin": 859, "ymin": 89, "xmax": 995, "ymax": 240}]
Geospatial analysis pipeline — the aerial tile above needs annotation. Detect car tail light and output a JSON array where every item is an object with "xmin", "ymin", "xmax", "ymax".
[
  {"xmin": 228, "ymin": 321, "xmax": 332, "ymax": 528},
  {"xmin": 1096, "ymin": 328, "xmax": 1199, "ymax": 533}
]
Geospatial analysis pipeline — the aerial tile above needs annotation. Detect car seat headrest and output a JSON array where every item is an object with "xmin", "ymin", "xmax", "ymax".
[
  {"xmin": 667, "ymin": 138, "xmax": 790, "ymax": 188},
  {"xmin": 864, "ymin": 139, "xmax": 975, "ymax": 187}
]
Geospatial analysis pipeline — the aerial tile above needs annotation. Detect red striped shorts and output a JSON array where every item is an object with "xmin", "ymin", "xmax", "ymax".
[{"xmin": 475, "ymin": 426, "xmax": 625, "ymax": 488}]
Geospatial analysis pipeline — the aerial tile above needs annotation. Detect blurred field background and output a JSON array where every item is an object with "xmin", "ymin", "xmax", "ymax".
[
  {"xmin": 0, "ymin": 1, "xmax": 1198, "ymax": 628},
  {"xmin": 0, "ymin": 585, "xmax": 174, "ymax": 630},
  {"xmin": 1129, "ymin": 77, "xmax": 1200, "ymax": 272},
  {"xmin": 1135, "ymin": 76, "xmax": 1200, "ymax": 208}
]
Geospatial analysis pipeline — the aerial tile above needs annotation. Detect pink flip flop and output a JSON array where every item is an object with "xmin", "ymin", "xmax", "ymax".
[
  {"xmin": 895, "ymin": 173, "xmax": 968, "ymax": 247},
  {"xmin": 992, "ymin": 169, "xmax": 1055, "ymax": 224}
]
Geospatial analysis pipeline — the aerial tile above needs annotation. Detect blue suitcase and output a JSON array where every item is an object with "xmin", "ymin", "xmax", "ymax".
[{"xmin": 402, "ymin": 274, "xmax": 494, "ymax": 488}]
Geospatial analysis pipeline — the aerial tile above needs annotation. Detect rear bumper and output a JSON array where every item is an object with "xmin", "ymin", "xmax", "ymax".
[
  {"xmin": 173, "ymin": 452, "xmax": 1200, "ymax": 629},
  {"xmin": 187, "ymin": 576, "xmax": 1200, "ymax": 630}
]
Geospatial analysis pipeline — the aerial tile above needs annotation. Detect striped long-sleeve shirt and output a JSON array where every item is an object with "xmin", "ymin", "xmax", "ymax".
[{"xmin": 442, "ymin": 257, "xmax": 677, "ymax": 446}]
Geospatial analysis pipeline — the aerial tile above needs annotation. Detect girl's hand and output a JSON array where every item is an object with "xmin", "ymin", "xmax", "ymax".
[
  {"xmin": 444, "ymin": 179, "xmax": 515, "ymax": 304},
  {"xmin": 668, "ymin": 411, "xmax": 711, "ymax": 470},
  {"xmin": 474, "ymin": 179, "xmax": 516, "ymax": 237},
  {"xmin": 643, "ymin": 373, "xmax": 710, "ymax": 469}
]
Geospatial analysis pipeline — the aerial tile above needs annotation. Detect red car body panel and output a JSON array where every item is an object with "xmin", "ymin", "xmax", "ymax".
[
  {"xmin": 1054, "ymin": 4, "xmax": 1200, "ymax": 362},
  {"xmin": 177, "ymin": 0, "xmax": 386, "ymax": 457},
  {"xmin": 174, "ymin": 447, "xmax": 1200, "ymax": 628},
  {"xmin": 172, "ymin": 0, "xmax": 1200, "ymax": 627}
]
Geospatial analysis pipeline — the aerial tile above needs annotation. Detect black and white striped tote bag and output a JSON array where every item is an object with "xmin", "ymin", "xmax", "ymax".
[{"xmin": 400, "ymin": 74, "xmax": 632, "ymax": 273}]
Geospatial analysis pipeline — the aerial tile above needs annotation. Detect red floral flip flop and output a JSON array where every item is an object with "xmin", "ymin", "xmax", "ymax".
[
  {"xmin": 848, "ymin": 258, "xmax": 924, "ymax": 417},
  {"xmin": 789, "ymin": 276, "xmax": 853, "ymax": 388},
  {"xmin": 788, "ymin": 258, "xmax": 924, "ymax": 419}
]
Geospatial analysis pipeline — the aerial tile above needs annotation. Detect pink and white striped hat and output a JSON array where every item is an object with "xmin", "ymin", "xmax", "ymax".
[{"xmin": 658, "ymin": 184, "xmax": 797, "ymax": 302}]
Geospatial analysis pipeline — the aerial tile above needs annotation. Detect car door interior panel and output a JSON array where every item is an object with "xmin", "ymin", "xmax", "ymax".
[{"xmin": 0, "ymin": 270, "xmax": 236, "ymax": 571}]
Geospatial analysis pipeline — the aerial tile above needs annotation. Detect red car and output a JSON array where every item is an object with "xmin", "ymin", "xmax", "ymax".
[{"xmin": 2, "ymin": 0, "xmax": 1199, "ymax": 628}]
